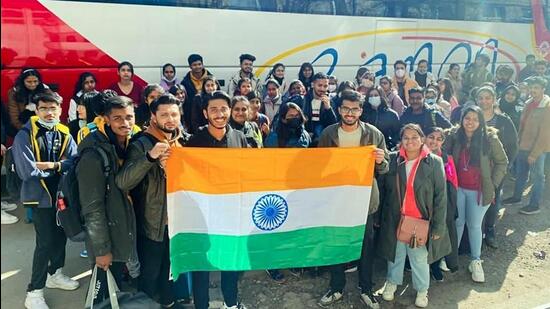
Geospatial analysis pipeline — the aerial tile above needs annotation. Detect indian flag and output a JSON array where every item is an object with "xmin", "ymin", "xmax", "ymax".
[{"xmin": 166, "ymin": 146, "xmax": 376, "ymax": 276}]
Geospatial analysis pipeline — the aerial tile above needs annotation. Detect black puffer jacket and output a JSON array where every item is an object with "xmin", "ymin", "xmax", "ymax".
[{"xmin": 360, "ymin": 104, "xmax": 401, "ymax": 150}]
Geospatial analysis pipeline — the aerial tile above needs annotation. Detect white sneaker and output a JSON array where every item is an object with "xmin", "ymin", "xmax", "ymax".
[
  {"xmin": 1, "ymin": 210, "xmax": 18, "ymax": 224},
  {"xmin": 318, "ymin": 290, "xmax": 343, "ymax": 307},
  {"xmin": 25, "ymin": 289, "xmax": 49, "ymax": 309},
  {"xmin": 468, "ymin": 260, "xmax": 485, "ymax": 283},
  {"xmin": 439, "ymin": 259, "xmax": 450, "ymax": 272},
  {"xmin": 45, "ymin": 269, "xmax": 79, "ymax": 290},
  {"xmin": 223, "ymin": 303, "xmax": 247, "ymax": 309},
  {"xmin": 1, "ymin": 201, "xmax": 17, "ymax": 211},
  {"xmin": 382, "ymin": 282, "xmax": 397, "ymax": 301},
  {"xmin": 415, "ymin": 291, "xmax": 428, "ymax": 308}
]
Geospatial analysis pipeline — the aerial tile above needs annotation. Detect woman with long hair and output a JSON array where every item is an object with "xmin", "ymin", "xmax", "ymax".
[
  {"xmin": 190, "ymin": 76, "xmax": 220, "ymax": 133},
  {"xmin": 135, "ymin": 83, "xmax": 164, "ymax": 128},
  {"xmin": 229, "ymin": 96, "xmax": 263, "ymax": 148},
  {"xmin": 108, "ymin": 61, "xmax": 144, "ymax": 105},
  {"xmin": 443, "ymin": 105, "xmax": 508, "ymax": 283},
  {"xmin": 437, "ymin": 77, "xmax": 459, "ymax": 111},
  {"xmin": 298, "ymin": 62, "xmax": 314, "ymax": 93},
  {"xmin": 378, "ymin": 123, "xmax": 449, "ymax": 308},
  {"xmin": 266, "ymin": 63, "xmax": 289, "ymax": 95},
  {"xmin": 378, "ymin": 76, "xmax": 405, "ymax": 116},
  {"xmin": 7, "ymin": 68, "xmax": 48, "ymax": 129},
  {"xmin": 264, "ymin": 102, "xmax": 310, "ymax": 148},
  {"xmin": 68, "ymin": 72, "xmax": 97, "ymax": 121}
]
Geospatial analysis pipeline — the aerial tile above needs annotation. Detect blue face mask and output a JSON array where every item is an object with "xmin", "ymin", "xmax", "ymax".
[
  {"xmin": 37, "ymin": 118, "xmax": 59, "ymax": 130},
  {"xmin": 425, "ymin": 98, "xmax": 436, "ymax": 105}
]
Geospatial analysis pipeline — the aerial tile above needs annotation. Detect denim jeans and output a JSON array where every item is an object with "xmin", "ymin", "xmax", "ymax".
[
  {"xmin": 456, "ymin": 188, "xmax": 490, "ymax": 260},
  {"xmin": 387, "ymin": 241, "xmax": 429, "ymax": 292},
  {"xmin": 513, "ymin": 151, "xmax": 547, "ymax": 207}
]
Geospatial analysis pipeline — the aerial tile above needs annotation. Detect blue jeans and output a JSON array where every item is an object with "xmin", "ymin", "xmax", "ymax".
[
  {"xmin": 387, "ymin": 241, "xmax": 429, "ymax": 292},
  {"xmin": 513, "ymin": 151, "xmax": 547, "ymax": 207},
  {"xmin": 456, "ymin": 188, "xmax": 490, "ymax": 260}
]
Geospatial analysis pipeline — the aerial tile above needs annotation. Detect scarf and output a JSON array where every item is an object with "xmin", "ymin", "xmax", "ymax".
[
  {"xmin": 398, "ymin": 144, "xmax": 431, "ymax": 218},
  {"xmin": 145, "ymin": 122, "xmax": 184, "ymax": 148}
]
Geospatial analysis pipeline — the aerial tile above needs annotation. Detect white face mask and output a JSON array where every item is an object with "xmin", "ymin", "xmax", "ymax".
[
  {"xmin": 369, "ymin": 96, "xmax": 381, "ymax": 108},
  {"xmin": 417, "ymin": 68, "xmax": 428, "ymax": 75},
  {"xmin": 425, "ymin": 98, "xmax": 436, "ymax": 105},
  {"xmin": 37, "ymin": 118, "xmax": 59, "ymax": 130},
  {"xmin": 395, "ymin": 69, "xmax": 406, "ymax": 78},
  {"xmin": 328, "ymin": 84, "xmax": 337, "ymax": 92}
]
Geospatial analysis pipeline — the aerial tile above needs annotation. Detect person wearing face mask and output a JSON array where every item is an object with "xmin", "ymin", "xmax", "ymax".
[
  {"xmin": 360, "ymin": 86, "xmax": 401, "ymax": 150},
  {"xmin": 378, "ymin": 76, "xmax": 405, "ymax": 117},
  {"xmin": 414, "ymin": 60, "xmax": 435, "ymax": 88},
  {"xmin": 328, "ymin": 76, "xmax": 338, "ymax": 99},
  {"xmin": 400, "ymin": 88, "xmax": 451, "ymax": 134},
  {"xmin": 392, "ymin": 60, "xmax": 419, "ymax": 106},
  {"xmin": 425, "ymin": 86, "xmax": 451, "ymax": 119},
  {"xmin": 160, "ymin": 63, "xmax": 179, "ymax": 92},
  {"xmin": 12, "ymin": 91, "xmax": 79, "ymax": 309},
  {"xmin": 265, "ymin": 103, "xmax": 310, "ymax": 148}
]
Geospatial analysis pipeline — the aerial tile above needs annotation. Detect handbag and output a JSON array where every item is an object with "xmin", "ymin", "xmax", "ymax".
[
  {"xmin": 395, "ymin": 165, "xmax": 430, "ymax": 248},
  {"xmin": 85, "ymin": 266, "xmax": 161, "ymax": 309}
]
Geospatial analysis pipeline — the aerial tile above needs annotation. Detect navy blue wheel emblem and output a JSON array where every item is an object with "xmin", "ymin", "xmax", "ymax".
[{"xmin": 252, "ymin": 194, "xmax": 289, "ymax": 231}]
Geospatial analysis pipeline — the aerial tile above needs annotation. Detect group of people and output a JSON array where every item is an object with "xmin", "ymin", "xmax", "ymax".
[{"xmin": 1, "ymin": 52, "xmax": 549, "ymax": 309}]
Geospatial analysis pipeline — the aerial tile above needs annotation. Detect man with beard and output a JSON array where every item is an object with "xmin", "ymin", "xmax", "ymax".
[
  {"xmin": 227, "ymin": 54, "xmax": 263, "ymax": 98},
  {"xmin": 400, "ymin": 87, "xmax": 451, "ymax": 134},
  {"xmin": 303, "ymin": 72, "xmax": 338, "ymax": 145},
  {"xmin": 116, "ymin": 94, "xmax": 189, "ymax": 308},
  {"xmin": 317, "ymin": 90, "xmax": 389, "ymax": 308},
  {"xmin": 187, "ymin": 91, "xmax": 248, "ymax": 309}
]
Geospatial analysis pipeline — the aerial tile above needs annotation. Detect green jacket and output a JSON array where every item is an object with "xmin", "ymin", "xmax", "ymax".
[
  {"xmin": 116, "ymin": 132, "xmax": 189, "ymax": 242},
  {"xmin": 443, "ymin": 127, "xmax": 508, "ymax": 205},
  {"xmin": 317, "ymin": 121, "xmax": 389, "ymax": 214},
  {"xmin": 377, "ymin": 152, "xmax": 450, "ymax": 264},
  {"xmin": 77, "ymin": 129, "xmax": 136, "ymax": 262}
]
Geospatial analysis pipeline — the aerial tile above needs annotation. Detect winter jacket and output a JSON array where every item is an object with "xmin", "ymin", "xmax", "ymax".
[
  {"xmin": 518, "ymin": 95, "xmax": 550, "ymax": 160},
  {"xmin": 443, "ymin": 127, "xmax": 509, "ymax": 205},
  {"xmin": 462, "ymin": 66, "xmax": 493, "ymax": 97},
  {"xmin": 187, "ymin": 125, "xmax": 248, "ymax": 148},
  {"xmin": 12, "ymin": 116, "xmax": 77, "ymax": 208},
  {"xmin": 181, "ymin": 69, "xmax": 213, "ymax": 130},
  {"xmin": 302, "ymin": 91, "xmax": 338, "ymax": 138},
  {"xmin": 360, "ymin": 104, "xmax": 401, "ymax": 150},
  {"xmin": 227, "ymin": 71, "xmax": 263, "ymax": 97},
  {"xmin": 391, "ymin": 76, "xmax": 418, "ymax": 106},
  {"xmin": 377, "ymin": 152, "xmax": 450, "ymax": 264},
  {"xmin": 229, "ymin": 120, "xmax": 263, "ymax": 148},
  {"xmin": 385, "ymin": 90, "xmax": 405, "ymax": 117},
  {"xmin": 77, "ymin": 124, "xmax": 136, "ymax": 262},
  {"xmin": 264, "ymin": 127, "xmax": 311, "ymax": 148},
  {"xmin": 317, "ymin": 121, "xmax": 390, "ymax": 214},
  {"xmin": 116, "ymin": 129, "xmax": 189, "ymax": 242},
  {"xmin": 486, "ymin": 113, "xmax": 518, "ymax": 164},
  {"xmin": 400, "ymin": 105, "xmax": 452, "ymax": 134}
]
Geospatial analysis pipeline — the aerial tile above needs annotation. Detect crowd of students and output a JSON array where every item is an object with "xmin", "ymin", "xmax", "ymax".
[{"xmin": 1, "ymin": 52, "xmax": 549, "ymax": 309}]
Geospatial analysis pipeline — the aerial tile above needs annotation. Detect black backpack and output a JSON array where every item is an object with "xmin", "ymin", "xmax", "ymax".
[
  {"xmin": 3, "ymin": 145, "xmax": 22, "ymax": 195},
  {"xmin": 56, "ymin": 145, "xmax": 111, "ymax": 242}
]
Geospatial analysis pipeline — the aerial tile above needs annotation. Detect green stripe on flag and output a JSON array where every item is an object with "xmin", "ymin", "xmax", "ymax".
[{"xmin": 170, "ymin": 225, "xmax": 366, "ymax": 275}]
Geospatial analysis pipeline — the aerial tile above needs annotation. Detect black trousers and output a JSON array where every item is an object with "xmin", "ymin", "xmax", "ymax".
[
  {"xmin": 192, "ymin": 271, "xmax": 239, "ymax": 309},
  {"xmin": 138, "ymin": 229, "xmax": 175, "ymax": 306},
  {"xmin": 91, "ymin": 262, "xmax": 125, "ymax": 305},
  {"xmin": 329, "ymin": 214, "xmax": 375, "ymax": 293},
  {"xmin": 27, "ymin": 207, "xmax": 67, "ymax": 291},
  {"xmin": 484, "ymin": 183, "xmax": 503, "ymax": 232}
]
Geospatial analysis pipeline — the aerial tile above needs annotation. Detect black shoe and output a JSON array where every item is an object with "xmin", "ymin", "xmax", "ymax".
[
  {"xmin": 503, "ymin": 197, "xmax": 521, "ymax": 204},
  {"xmin": 163, "ymin": 301, "xmax": 186, "ymax": 309},
  {"xmin": 520, "ymin": 204, "xmax": 541, "ymax": 215},
  {"xmin": 404, "ymin": 259, "xmax": 411, "ymax": 272},
  {"xmin": 266, "ymin": 269, "xmax": 286, "ymax": 283},
  {"xmin": 485, "ymin": 229, "xmax": 498, "ymax": 249},
  {"xmin": 360, "ymin": 291, "xmax": 380, "ymax": 309},
  {"xmin": 176, "ymin": 298, "xmax": 192, "ymax": 305}
]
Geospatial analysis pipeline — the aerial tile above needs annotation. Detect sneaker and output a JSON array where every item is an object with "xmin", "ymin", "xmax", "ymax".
[
  {"xmin": 502, "ymin": 196, "xmax": 521, "ymax": 204},
  {"xmin": 265, "ymin": 269, "xmax": 286, "ymax": 283},
  {"xmin": 79, "ymin": 250, "xmax": 88, "ymax": 258},
  {"xmin": 382, "ymin": 282, "xmax": 397, "ymax": 301},
  {"xmin": 519, "ymin": 204, "xmax": 541, "ymax": 215},
  {"xmin": 1, "ymin": 201, "xmax": 17, "ymax": 211},
  {"xmin": 176, "ymin": 298, "xmax": 192, "ymax": 305},
  {"xmin": 360, "ymin": 292, "xmax": 380, "ymax": 309},
  {"xmin": 468, "ymin": 260, "xmax": 485, "ymax": 283},
  {"xmin": 45, "ymin": 269, "xmax": 79, "ymax": 290},
  {"xmin": 415, "ymin": 291, "xmax": 428, "ymax": 308},
  {"xmin": 318, "ymin": 290, "xmax": 343, "ymax": 307},
  {"xmin": 223, "ymin": 303, "xmax": 247, "ymax": 309},
  {"xmin": 25, "ymin": 289, "xmax": 49, "ymax": 309},
  {"xmin": 439, "ymin": 259, "xmax": 450, "ymax": 272},
  {"xmin": 1, "ymin": 210, "xmax": 18, "ymax": 224},
  {"xmin": 485, "ymin": 228, "xmax": 498, "ymax": 249},
  {"xmin": 344, "ymin": 262, "xmax": 358, "ymax": 273}
]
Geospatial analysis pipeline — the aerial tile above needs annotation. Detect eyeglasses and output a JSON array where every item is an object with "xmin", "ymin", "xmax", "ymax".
[
  {"xmin": 340, "ymin": 106, "xmax": 362, "ymax": 114},
  {"xmin": 37, "ymin": 107, "xmax": 58, "ymax": 113}
]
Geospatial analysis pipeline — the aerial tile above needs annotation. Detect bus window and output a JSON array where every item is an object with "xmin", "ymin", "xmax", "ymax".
[
  {"xmin": 305, "ymin": 0, "xmax": 336, "ymax": 15},
  {"xmin": 220, "ymin": 0, "xmax": 260, "ymax": 10},
  {"xmin": 354, "ymin": 1, "xmax": 390, "ymax": 17}
]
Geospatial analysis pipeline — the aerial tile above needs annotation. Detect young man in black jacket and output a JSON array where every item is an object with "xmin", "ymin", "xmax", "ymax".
[
  {"xmin": 77, "ymin": 96, "xmax": 138, "ymax": 305},
  {"xmin": 116, "ymin": 94, "xmax": 189, "ymax": 308},
  {"xmin": 187, "ymin": 91, "xmax": 248, "ymax": 309},
  {"xmin": 400, "ymin": 87, "xmax": 451, "ymax": 134},
  {"xmin": 302, "ymin": 72, "xmax": 338, "ymax": 145}
]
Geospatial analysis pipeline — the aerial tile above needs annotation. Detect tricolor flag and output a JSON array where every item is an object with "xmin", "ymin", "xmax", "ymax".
[{"xmin": 167, "ymin": 146, "xmax": 376, "ymax": 276}]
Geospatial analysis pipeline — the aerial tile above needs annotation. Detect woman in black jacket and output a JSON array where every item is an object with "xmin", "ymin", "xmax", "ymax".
[
  {"xmin": 360, "ymin": 86, "xmax": 401, "ymax": 150},
  {"xmin": 497, "ymin": 84, "xmax": 523, "ymax": 130}
]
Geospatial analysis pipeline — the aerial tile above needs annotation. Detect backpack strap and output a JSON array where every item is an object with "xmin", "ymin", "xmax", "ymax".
[{"xmin": 430, "ymin": 110, "xmax": 437, "ymax": 128}]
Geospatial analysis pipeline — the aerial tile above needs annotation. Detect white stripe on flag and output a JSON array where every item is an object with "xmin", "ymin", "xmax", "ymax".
[{"xmin": 167, "ymin": 185, "xmax": 371, "ymax": 237}]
